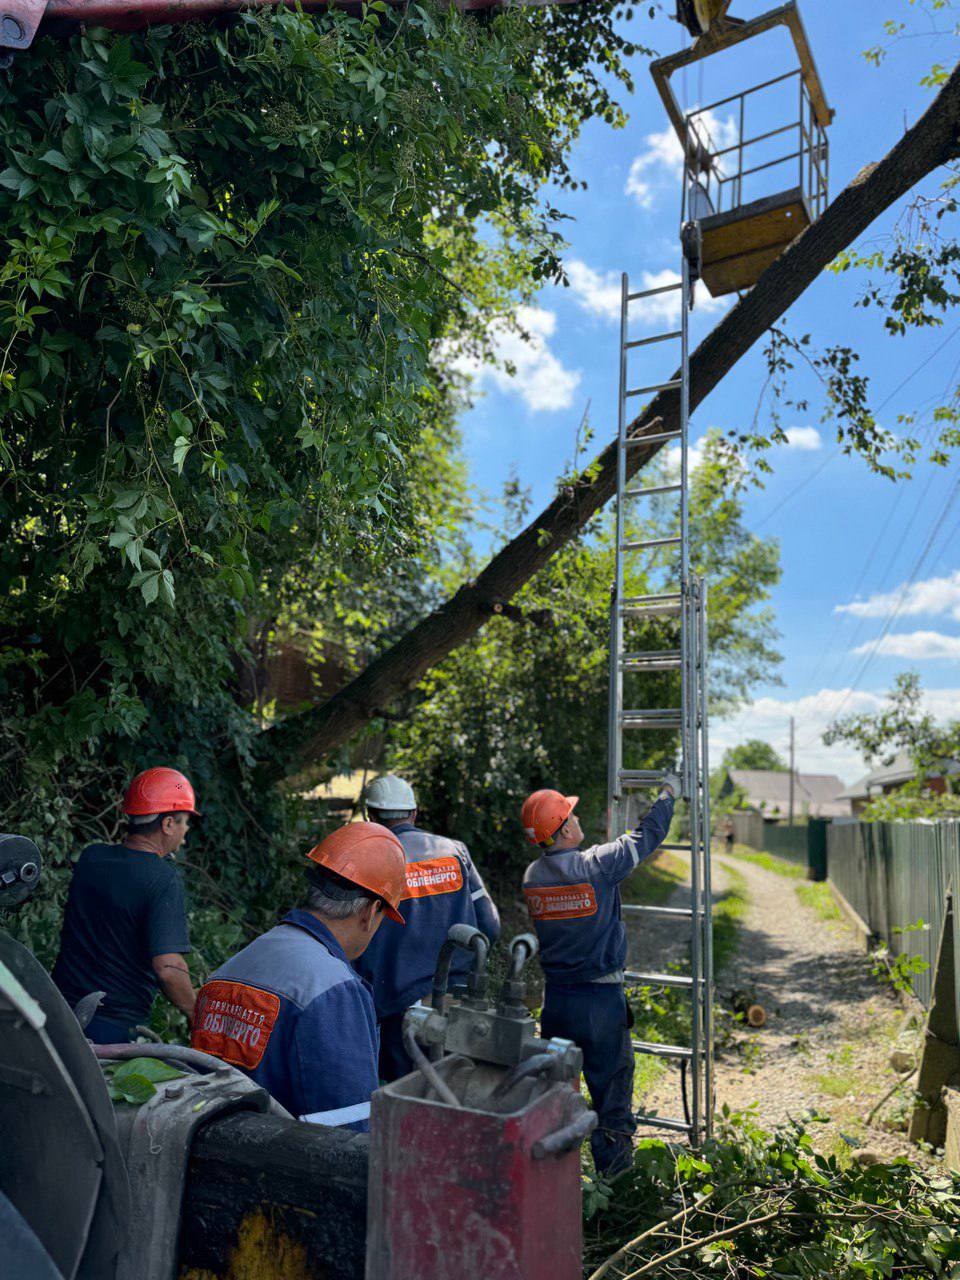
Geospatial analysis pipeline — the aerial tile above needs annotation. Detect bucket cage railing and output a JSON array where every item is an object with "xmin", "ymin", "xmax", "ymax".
[{"xmin": 682, "ymin": 66, "xmax": 829, "ymax": 225}]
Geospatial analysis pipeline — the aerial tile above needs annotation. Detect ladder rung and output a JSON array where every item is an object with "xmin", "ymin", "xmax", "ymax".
[
  {"xmin": 634, "ymin": 1113, "xmax": 692, "ymax": 1133},
  {"xmin": 625, "ymin": 380, "xmax": 682, "ymax": 398},
  {"xmin": 620, "ymin": 593, "xmax": 682, "ymax": 619},
  {"xmin": 622, "ymin": 712, "xmax": 682, "ymax": 730},
  {"xmin": 660, "ymin": 843, "xmax": 693, "ymax": 852},
  {"xmin": 627, "ymin": 282, "xmax": 682, "ymax": 302},
  {"xmin": 618, "ymin": 769, "xmax": 672, "ymax": 787},
  {"xmin": 625, "ymin": 483, "xmax": 682, "ymax": 499},
  {"xmin": 632, "ymin": 1040, "xmax": 694, "ymax": 1060},
  {"xmin": 622, "ymin": 904, "xmax": 695, "ymax": 919},
  {"xmin": 621, "ymin": 651, "xmax": 682, "ymax": 671},
  {"xmin": 625, "ymin": 430, "xmax": 683, "ymax": 447},
  {"xmin": 625, "ymin": 330, "xmax": 682, "ymax": 349},
  {"xmin": 626, "ymin": 971, "xmax": 694, "ymax": 989},
  {"xmin": 621, "ymin": 536, "xmax": 681, "ymax": 551}
]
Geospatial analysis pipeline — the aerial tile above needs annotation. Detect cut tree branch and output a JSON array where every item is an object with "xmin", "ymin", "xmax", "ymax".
[{"xmin": 262, "ymin": 62, "xmax": 960, "ymax": 782}]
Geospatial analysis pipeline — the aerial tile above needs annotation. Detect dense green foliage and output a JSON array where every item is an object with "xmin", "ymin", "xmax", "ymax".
[
  {"xmin": 0, "ymin": 2, "xmax": 643, "ymax": 996},
  {"xmin": 390, "ymin": 441, "xmax": 781, "ymax": 887},
  {"xmin": 583, "ymin": 1111, "xmax": 960, "ymax": 1279}
]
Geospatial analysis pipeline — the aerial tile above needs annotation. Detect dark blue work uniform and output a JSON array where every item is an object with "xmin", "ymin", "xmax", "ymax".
[
  {"xmin": 193, "ymin": 910, "xmax": 379, "ymax": 1130},
  {"xmin": 522, "ymin": 796, "xmax": 674, "ymax": 1176},
  {"xmin": 354, "ymin": 823, "xmax": 500, "ymax": 1081},
  {"xmin": 52, "ymin": 843, "xmax": 190, "ymax": 1043}
]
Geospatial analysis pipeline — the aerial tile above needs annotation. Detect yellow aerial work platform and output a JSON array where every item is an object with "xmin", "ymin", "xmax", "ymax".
[{"xmin": 652, "ymin": 2, "xmax": 834, "ymax": 297}]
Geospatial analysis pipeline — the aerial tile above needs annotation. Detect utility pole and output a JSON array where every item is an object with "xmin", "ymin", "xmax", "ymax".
[{"xmin": 789, "ymin": 715, "xmax": 795, "ymax": 826}]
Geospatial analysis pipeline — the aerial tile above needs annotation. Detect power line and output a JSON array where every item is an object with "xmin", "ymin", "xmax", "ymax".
[{"xmin": 800, "ymin": 469, "xmax": 960, "ymax": 744}]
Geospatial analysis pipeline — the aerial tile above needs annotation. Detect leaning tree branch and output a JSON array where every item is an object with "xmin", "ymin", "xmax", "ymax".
[{"xmin": 262, "ymin": 61, "xmax": 960, "ymax": 782}]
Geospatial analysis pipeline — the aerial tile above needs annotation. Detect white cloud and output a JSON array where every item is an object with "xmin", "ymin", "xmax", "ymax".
[
  {"xmin": 852, "ymin": 630, "xmax": 960, "ymax": 661},
  {"xmin": 710, "ymin": 685, "xmax": 960, "ymax": 784},
  {"xmin": 565, "ymin": 260, "xmax": 621, "ymax": 323},
  {"xmin": 837, "ymin": 570, "xmax": 960, "ymax": 623},
  {"xmin": 563, "ymin": 261, "xmax": 726, "ymax": 331},
  {"xmin": 783, "ymin": 426, "xmax": 822, "ymax": 451},
  {"xmin": 625, "ymin": 112, "xmax": 738, "ymax": 211},
  {"xmin": 451, "ymin": 306, "xmax": 580, "ymax": 413}
]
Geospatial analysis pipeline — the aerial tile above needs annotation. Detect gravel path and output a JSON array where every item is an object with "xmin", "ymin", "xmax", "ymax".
[{"xmin": 626, "ymin": 849, "xmax": 922, "ymax": 1160}]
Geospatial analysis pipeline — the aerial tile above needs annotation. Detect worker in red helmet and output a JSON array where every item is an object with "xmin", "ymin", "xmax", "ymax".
[
  {"xmin": 193, "ymin": 822, "xmax": 406, "ymax": 1131},
  {"xmin": 520, "ymin": 775, "xmax": 680, "ymax": 1177},
  {"xmin": 52, "ymin": 767, "xmax": 199, "ymax": 1044}
]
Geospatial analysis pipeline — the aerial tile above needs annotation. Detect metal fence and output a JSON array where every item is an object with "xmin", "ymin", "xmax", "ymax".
[
  {"xmin": 827, "ymin": 821, "xmax": 960, "ymax": 1013},
  {"xmin": 729, "ymin": 814, "xmax": 827, "ymax": 879},
  {"xmin": 761, "ymin": 823, "xmax": 808, "ymax": 867}
]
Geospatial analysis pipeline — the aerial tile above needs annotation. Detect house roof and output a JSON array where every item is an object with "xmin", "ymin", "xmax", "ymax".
[
  {"xmin": 727, "ymin": 769, "xmax": 851, "ymax": 818},
  {"xmin": 837, "ymin": 751, "xmax": 960, "ymax": 801}
]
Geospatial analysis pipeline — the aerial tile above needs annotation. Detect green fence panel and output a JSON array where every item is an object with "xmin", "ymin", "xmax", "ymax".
[
  {"xmin": 762, "ymin": 823, "xmax": 808, "ymax": 866},
  {"xmin": 826, "ymin": 819, "xmax": 959, "ymax": 1012},
  {"xmin": 807, "ymin": 819, "xmax": 828, "ymax": 882}
]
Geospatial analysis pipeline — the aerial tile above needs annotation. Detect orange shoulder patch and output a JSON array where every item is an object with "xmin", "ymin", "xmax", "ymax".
[
  {"xmin": 401, "ymin": 855, "xmax": 464, "ymax": 900},
  {"xmin": 192, "ymin": 979, "xmax": 280, "ymax": 1070},
  {"xmin": 524, "ymin": 883, "xmax": 598, "ymax": 922}
]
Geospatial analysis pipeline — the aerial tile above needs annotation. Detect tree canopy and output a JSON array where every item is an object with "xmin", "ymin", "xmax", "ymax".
[{"xmin": 721, "ymin": 741, "xmax": 788, "ymax": 773}]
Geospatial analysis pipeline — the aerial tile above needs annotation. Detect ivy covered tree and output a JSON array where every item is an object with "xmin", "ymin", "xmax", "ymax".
[{"xmin": 0, "ymin": 1, "xmax": 644, "ymax": 975}]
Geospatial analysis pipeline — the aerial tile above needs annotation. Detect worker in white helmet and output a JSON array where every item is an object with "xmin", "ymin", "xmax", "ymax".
[{"xmin": 353, "ymin": 773, "xmax": 501, "ymax": 1080}]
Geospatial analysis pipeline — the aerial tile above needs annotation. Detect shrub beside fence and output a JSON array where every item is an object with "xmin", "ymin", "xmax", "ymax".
[{"xmin": 827, "ymin": 820, "xmax": 960, "ymax": 1013}]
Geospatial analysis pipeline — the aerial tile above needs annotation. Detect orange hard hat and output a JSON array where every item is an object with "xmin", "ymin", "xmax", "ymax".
[
  {"xmin": 306, "ymin": 822, "xmax": 407, "ymax": 924},
  {"xmin": 123, "ymin": 767, "xmax": 199, "ymax": 817},
  {"xmin": 521, "ymin": 790, "xmax": 579, "ymax": 847}
]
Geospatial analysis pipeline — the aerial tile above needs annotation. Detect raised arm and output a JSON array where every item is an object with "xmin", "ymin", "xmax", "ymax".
[{"xmin": 587, "ymin": 777, "xmax": 680, "ymax": 883}]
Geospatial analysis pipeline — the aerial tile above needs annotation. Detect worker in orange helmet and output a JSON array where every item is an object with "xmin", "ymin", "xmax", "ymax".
[
  {"xmin": 521, "ymin": 775, "xmax": 679, "ymax": 1177},
  {"xmin": 193, "ymin": 822, "xmax": 406, "ymax": 1131},
  {"xmin": 52, "ymin": 767, "xmax": 199, "ymax": 1044}
]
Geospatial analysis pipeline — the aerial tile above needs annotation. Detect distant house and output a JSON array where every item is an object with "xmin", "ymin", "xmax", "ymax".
[
  {"xmin": 721, "ymin": 769, "xmax": 852, "ymax": 820},
  {"xmin": 837, "ymin": 751, "xmax": 960, "ymax": 817}
]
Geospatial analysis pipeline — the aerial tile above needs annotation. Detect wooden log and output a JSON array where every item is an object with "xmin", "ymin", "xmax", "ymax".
[{"xmin": 178, "ymin": 1112, "xmax": 369, "ymax": 1280}]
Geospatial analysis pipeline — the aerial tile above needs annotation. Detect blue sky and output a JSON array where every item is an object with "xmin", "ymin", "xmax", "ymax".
[{"xmin": 456, "ymin": 0, "xmax": 960, "ymax": 784}]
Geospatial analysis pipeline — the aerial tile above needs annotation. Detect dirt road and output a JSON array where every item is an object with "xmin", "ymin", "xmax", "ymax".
[{"xmin": 626, "ymin": 848, "xmax": 922, "ymax": 1160}]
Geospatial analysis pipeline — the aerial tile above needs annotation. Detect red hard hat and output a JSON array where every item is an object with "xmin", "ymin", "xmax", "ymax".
[
  {"xmin": 306, "ymin": 822, "xmax": 407, "ymax": 925},
  {"xmin": 123, "ymin": 768, "xmax": 199, "ymax": 817},
  {"xmin": 521, "ymin": 790, "xmax": 579, "ymax": 847}
]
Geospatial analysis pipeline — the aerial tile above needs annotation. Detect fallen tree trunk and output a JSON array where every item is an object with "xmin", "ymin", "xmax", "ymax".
[{"xmin": 264, "ymin": 61, "xmax": 960, "ymax": 781}]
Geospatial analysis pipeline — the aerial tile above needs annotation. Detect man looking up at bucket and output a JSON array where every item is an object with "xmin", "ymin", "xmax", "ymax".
[
  {"xmin": 193, "ymin": 821, "xmax": 406, "ymax": 1131},
  {"xmin": 354, "ymin": 773, "xmax": 501, "ymax": 1081},
  {"xmin": 520, "ymin": 776, "xmax": 679, "ymax": 1177}
]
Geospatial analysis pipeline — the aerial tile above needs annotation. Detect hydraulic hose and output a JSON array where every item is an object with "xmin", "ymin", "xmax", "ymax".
[
  {"xmin": 431, "ymin": 923, "xmax": 487, "ymax": 1010},
  {"xmin": 489, "ymin": 1052, "xmax": 559, "ymax": 1102},
  {"xmin": 507, "ymin": 934, "xmax": 537, "ymax": 983},
  {"xmin": 91, "ymin": 1042, "xmax": 237, "ymax": 1073},
  {"xmin": 403, "ymin": 1023, "xmax": 460, "ymax": 1108}
]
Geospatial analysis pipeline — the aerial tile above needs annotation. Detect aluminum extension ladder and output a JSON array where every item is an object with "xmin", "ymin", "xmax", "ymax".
[{"xmin": 605, "ymin": 223, "xmax": 714, "ymax": 1146}]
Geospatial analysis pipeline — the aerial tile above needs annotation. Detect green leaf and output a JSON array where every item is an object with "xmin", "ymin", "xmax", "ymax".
[{"xmin": 39, "ymin": 150, "xmax": 71, "ymax": 171}]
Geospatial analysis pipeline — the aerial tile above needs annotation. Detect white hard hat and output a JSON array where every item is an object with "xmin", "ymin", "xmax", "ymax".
[{"xmin": 366, "ymin": 774, "xmax": 416, "ymax": 812}]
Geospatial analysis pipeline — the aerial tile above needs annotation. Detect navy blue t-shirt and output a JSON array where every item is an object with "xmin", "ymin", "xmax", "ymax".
[{"xmin": 52, "ymin": 843, "xmax": 191, "ymax": 1026}]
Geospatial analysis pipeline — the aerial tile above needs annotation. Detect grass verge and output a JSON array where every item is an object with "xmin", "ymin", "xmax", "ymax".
[
  {"xmin": 723, "ymin": 843, "xmax": 805, "ymax": 880},
  {"xmin": 795, "ymin": 880, "xmax": 842, "ymax": 923}
]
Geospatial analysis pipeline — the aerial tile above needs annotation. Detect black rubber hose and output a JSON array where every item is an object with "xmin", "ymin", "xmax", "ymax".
[
  {"xmin": 402, "ymin": 1023, "xmax": 460, "ymax": 1108},
  {"xmin": 431, "ymin": 923, "xmax": 487, "ymax": 1009},
  {"xmin": 507, "ymin": 933, "xmax": 537, "ymax": 982},
  {"xmin": 490, "ymin": 1052, "xmax": 558, "ymax": 1102}
]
